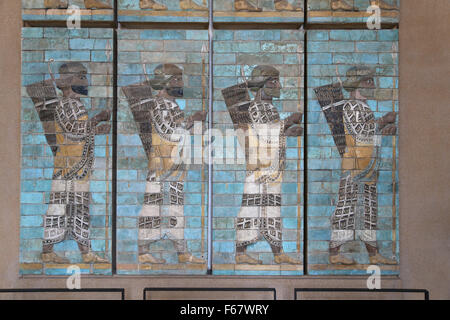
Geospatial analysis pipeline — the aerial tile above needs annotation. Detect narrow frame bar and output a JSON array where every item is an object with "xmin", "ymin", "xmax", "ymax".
[{"xmin": 143, "ymin": 287, "xmax": 277, "ymax": 300}]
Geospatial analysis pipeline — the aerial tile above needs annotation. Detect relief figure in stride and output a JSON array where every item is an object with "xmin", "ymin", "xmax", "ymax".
[
  {"xmin": 222, "ymin": 65, "xmax": 303, "ymax": 265},
  {"xmin": 314, "ymin": 66, "xmax": 398, "ymax": 265},
  {"xmin": 122, "ymin": 64, "xmax": 207, "ymax": 264},
  {"xmin": 26, "ymin": 62, "xmax": 111, "ymax": 264}
]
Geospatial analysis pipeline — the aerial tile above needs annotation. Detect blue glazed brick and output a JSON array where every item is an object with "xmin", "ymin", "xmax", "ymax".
[
  {"xmin": 330, "ymin": 30, "xmax": 377, "ymax": 41},
  {"xmin": 20, "ymin": 239, "xmax": 42, "ymax": 251},
  {"xmin": 21, "ymin": 204, "xmax": 47, "ymax": 216},
  {"xmin": 20, "ymin": 227, "xmax": 43, "ymax": 239},
  {"xmin": 117, "ymin": 228, "xmax": 138, "ymax": 241},
  {"xmin": 186, "ymin": 217, "xmax": 202, "ymax": 228},
  {"xmin": 308, "ymin": 31, "xmax": 329, "ymax": 41},
  {"xmin": 22, "ymin": 28, "xmax": 44, "ymax": 38},
  {"xmin": 234, "ymin": 30, "xmax": 281, "ymax": 41},
  {"xmin": 184, "ymin": 229, "xmax": 202, "ymax": 240},
  {"xmin": 44, "ymin": 28, "xmax": 69, "ymax": 38},
  {"xmin": 70, "ymin": 39, "xmax": 95, "ymax": 50},
  {"xmin": 308, "ymin": 53, "xmax": 332, "ymax": 64},
  {"xmin": 283, "ymin": 218, "xmax": 299, "ymax": 229},
  {"xmin": 214, "ymin": 241, "xmax": 235, "ymax": 253},
  {"xmin": 118, "ymin": 206, "xmax": 140, "ymax": 217},
  {"xmin": 21, "ymin": 215, "xmax": 43, "ymax": 227},
  {"xmin": 20, "ymin": 192, "xmax": 44, "ymax": 204},
  {"xmin": 309, "ymin": 230, "xmax": 331, "ymax": 241},
  {"xmin": 378, "ymin": 30, "xmax": 399, "ymax": 41},
  {"xmin": 186, "ymin": 30, "xmax": 209, "ymax": 40},
  {"xmin": 282, "ymin": 241, "xmax": 298, "ymax": 253},
  {"xmin": 183, "ymin": 205, "xmax": 203, "ymax": 216}
]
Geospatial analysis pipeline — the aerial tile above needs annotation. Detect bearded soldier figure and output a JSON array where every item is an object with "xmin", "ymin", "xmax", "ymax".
[
  {"xmin": 222, "ymin": 65, "xmax": 303, "ymax": 265},
  {"xmin": 122, "ymin": 64, "xmax": 206, "ymax": 264},
  {"xmin": 315, "ymin": 66, "xmax": 397, "ymax": 265},
  {"xmin": 26, "ymin": 62, "xmax": 111, "ymax": 264}
]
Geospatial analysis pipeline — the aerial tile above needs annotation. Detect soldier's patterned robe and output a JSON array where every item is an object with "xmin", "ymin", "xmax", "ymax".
[{"xmin": 329, "ymin": 99, "xmax": 381, "ymax": 248}]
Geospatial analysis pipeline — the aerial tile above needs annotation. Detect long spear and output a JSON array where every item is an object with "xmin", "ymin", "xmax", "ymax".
[
  {"xmin": 391, "ymin": 42, "xmax": 398, "ymax": 259},
  {"xmin": 200, "ymin": 43, "xmax": 207, "ymax": 257},
  {"xmin": 105, "ymin": 40, "xmax": 112, "ymax": 260},
  {"xmin": 296, "ymin": 43, "xmax": 303, "ymax": 254},
  {"xmin": 46, "ymin": 58, "xmax": 58, "ymax": 111},
  {"xmin": 142, "ymin": 63, "xmax": 150, "ymax": 83}
]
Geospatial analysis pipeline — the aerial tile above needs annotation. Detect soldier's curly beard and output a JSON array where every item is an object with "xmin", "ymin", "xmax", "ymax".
[
  {"xmin": 167, "ymin": 87, "xmax": 184, "ymax": 98},
  {"xmin": 72, "ymin": 85, "xmax": 89, "ymax": 96},
  {"xmin": 263, "ymin": 87, "xmax": 280, "ymax": 99},
  {"xmin": 358, "ymin": 87, "xmax": 375, "ymax": 99}
]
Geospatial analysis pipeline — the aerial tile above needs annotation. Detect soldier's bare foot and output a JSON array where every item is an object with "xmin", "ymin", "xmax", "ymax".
[
  {"xmin": 331, "ymin": 0, "xmax": 356, "ymax": 11},
  {"xmin": 236, "ymin": 254, "xmax": 262, "ymax": 265},
  {"xmin": 370, "ymin": 0, "xmax": 398, "ymax": 10},
  {"xmin": 44, "ymin": 0, "xmax": 69, "ymax": 9},
  {"xmin": 41, "ymin": 252, "xmax": 70, "ymax": 264},
  {"xmin": 274, "ymin": 253, "xmax": 302, "ymax": 265},
  {"xmin": 82, "ymin": 252, "xmax": 109, "ymax": 264},
  {"xmin": 139, "ymin": 253, "xmax": 166, "ymax": 264},
  {"xmin": 140, "ymin": 0, "xmax": 167, "ymax": 10},
  {"xmin": 178, "ymin": 253, "xmax": 205, "ymax": 264},
  {"xmin": 234, "ymin": 0, "xmax": 262, "ymax": 12},
  {"xmin": 329, "ymin": 254, "xmax": 356, "ymax": 265},
  {"xmin": 179, "ymin": 0, "xmax": 208, "ymax": 11},
  {"xmin": 84, "ymin": 0, "xmax": 112, "ymax": 9},
  {"xmin": 369, "ymin": 253, "xmax": 397, "ymax": 265},
  {"xmin": 274, "ymin": 0, "xmax": 302, "ymax": 11}
]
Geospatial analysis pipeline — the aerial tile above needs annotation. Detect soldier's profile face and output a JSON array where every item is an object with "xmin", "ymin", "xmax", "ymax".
[
  {"xmin": 358, "ymin": 77, "xmax": 376, "ymax": 99},
  {"xmin": 70, "ymin": 72, "xmax": 89, "ymax": 96},
  {"xmin": 360, "ymin": 77, "xmax": 376, "ymax": 89},
  {"xmin": 166, "ymin": 74, "xmax": 184, "ymax": 98},
  {"xmin": 263, "ymin": 77, "xmax": 281, "ymax": 98}
]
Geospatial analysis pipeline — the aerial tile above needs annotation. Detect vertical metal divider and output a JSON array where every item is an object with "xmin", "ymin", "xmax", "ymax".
[
  {"xmin": 302, "ymin": 32, "xmax": 308, "ymax": 276},
  {"xmin": 302, "ymin": 0, "xmax": 308, "ymax": 275},
  {"xmin": 111, "ymin": 0, "xmax": 118, "ymax": 275},
  {"xmin": 207, "ymin": 0, "xmax": 214, "ymax": 275}
]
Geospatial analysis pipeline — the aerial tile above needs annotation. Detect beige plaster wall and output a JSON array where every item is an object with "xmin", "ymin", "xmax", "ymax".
[{"xmin": 0, "ymin": 0, "xmax": 448, "ymax": 300}]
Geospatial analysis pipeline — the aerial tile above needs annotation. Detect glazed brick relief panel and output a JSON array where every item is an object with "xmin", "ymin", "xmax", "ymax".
[
  {"xmin": 22, "ymin": 0, "xmax": 114, "ymax": 21},
  {"xmin": 117, "ymin": 29, "xmax": 209, "ymax": 274},
  {"xmin": 20, "ymin": 28, "xmax": 113, "ymax": 275},
  {"xmin": 18, "ymin": 1, "xmax": 402, "ymax": 277},
  {"xmin": 307, "ymin": 30, "xmax": 399, "ymax": 275},
  {"xmin": 118, "ymin": 0, "xmax": 209, "ymax": 22},
  {"xmin": 212, "ymin": 30, "xmax": 304, "ymax": 275},
  {"xmin": 307, "ymin": 0, "xmax": 399, "ymax": 24},
  {"xmin": 214, "ymin": 0, "xmax": 303, "ymax": 23}
]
